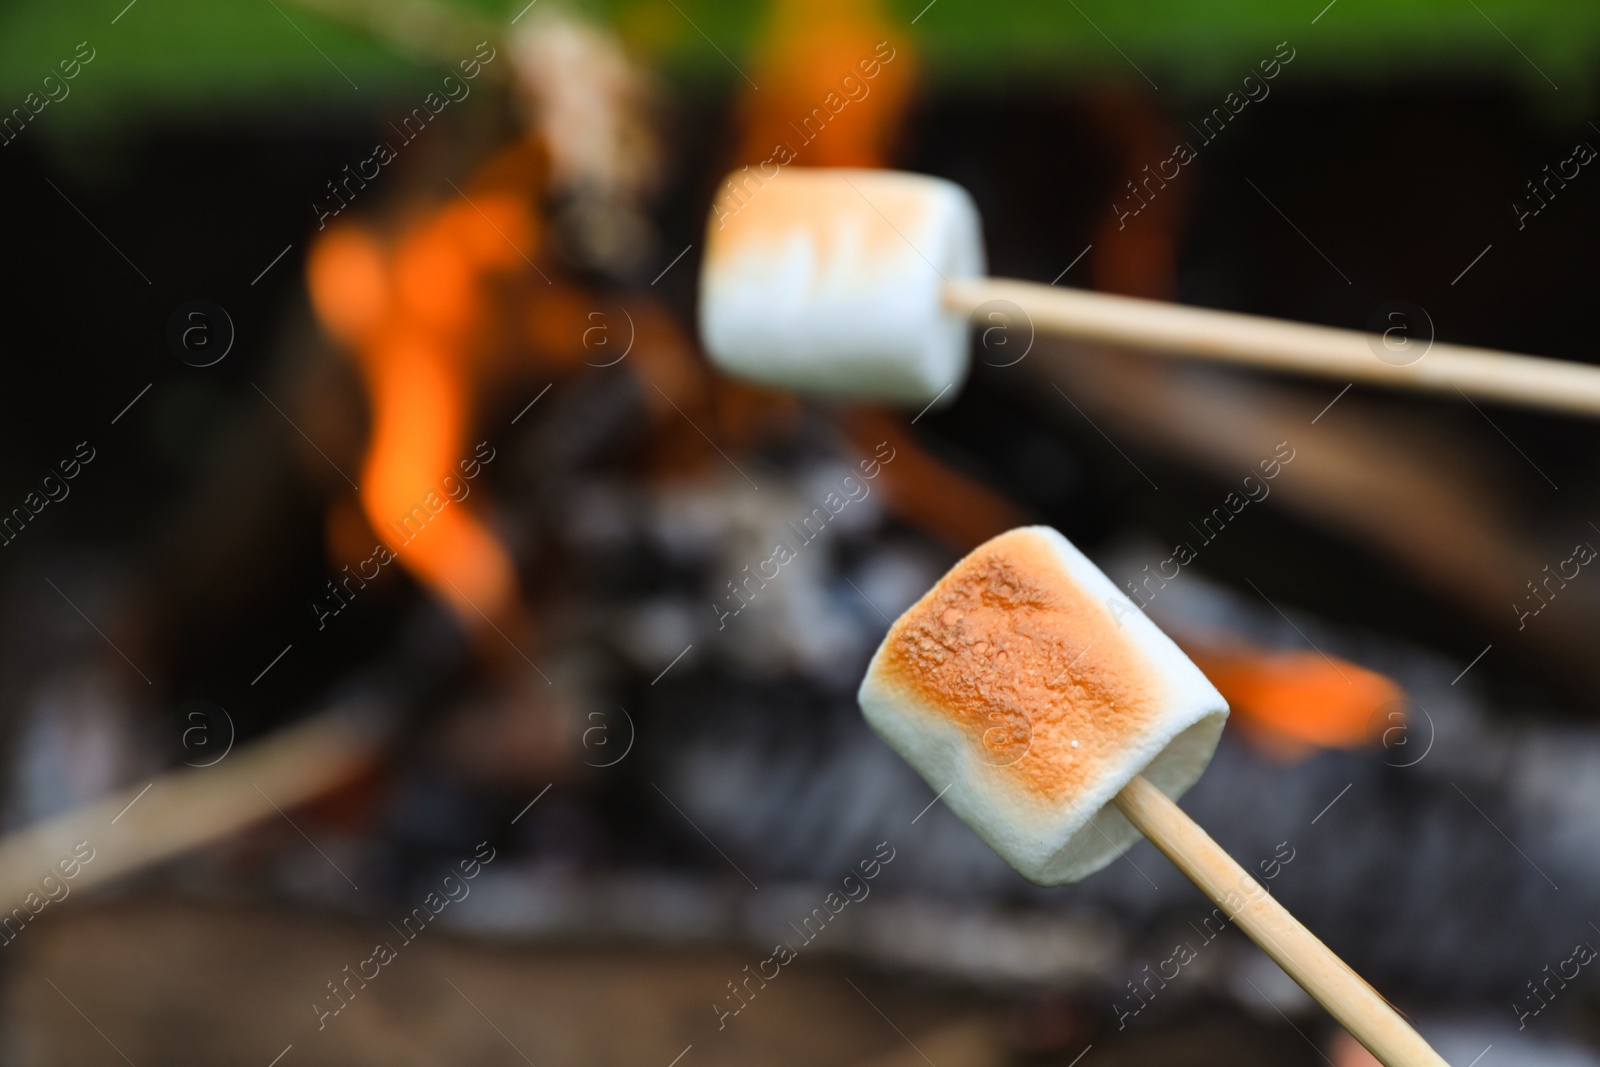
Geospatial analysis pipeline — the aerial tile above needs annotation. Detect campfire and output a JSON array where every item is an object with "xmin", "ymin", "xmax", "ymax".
[{"xmin": 4, "ymin": 1, "xmax": 1600, "ymax": 1065}]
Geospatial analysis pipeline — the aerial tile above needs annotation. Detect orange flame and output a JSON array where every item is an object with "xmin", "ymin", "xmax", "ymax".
[
  {"xmin": 1185, "ymin": 642, "xmax": 1404, "ymax": 762},
  {"xmin": 734, "ymin": 0, "xmax": 914, "ymax": 171},
  {"xmin": 306, "ymin": 181, "xmax": 540, "ymax": 635}
]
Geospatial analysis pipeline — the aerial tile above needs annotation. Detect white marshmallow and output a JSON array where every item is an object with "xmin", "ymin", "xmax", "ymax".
[
  {"xmin": 858, "ymin": 526, "xmax": 1228, "ymax": 885},
  {"xmin": 698, "ymin": 167, "xmax": 985, "ymax": 406}
]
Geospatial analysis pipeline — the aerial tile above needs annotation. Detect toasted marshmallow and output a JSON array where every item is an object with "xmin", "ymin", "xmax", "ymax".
[
  {"xmin": 858, "ymin": 526, "xmax": 1228, "ymax": 885},
  {"xmin": 698, "ymin": 167, "xmax": 985, "ymax": 406}
]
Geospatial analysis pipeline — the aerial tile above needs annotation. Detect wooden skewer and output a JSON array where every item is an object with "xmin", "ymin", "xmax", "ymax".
[
  {"xmin": 0, "ymin": 708, "xmax": 382, "ymax": 909},
  {"xmin": 945, "ymin": 278, "xmax": 1600, "ymax": 419},
  {"xmin": 1112, "ymin": 775, "xmax": 1446, "ymax": 1067}
]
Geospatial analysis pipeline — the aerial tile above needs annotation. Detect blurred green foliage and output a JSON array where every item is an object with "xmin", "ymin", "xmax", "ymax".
[{"xmin": 0, "ymin": 0, "xmax": 1594, "ymax": 134}]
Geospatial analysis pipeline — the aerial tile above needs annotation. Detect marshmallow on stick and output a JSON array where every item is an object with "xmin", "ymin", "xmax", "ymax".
[
  {"xmin": 859, "ymin": 527, "xmax": 1448, "ymax": 1067},
  {"xmin": 700, "ymin": 168, "xmax": 984, "ymax": 405},
  {"xmin": 700, "ymin": 167, "xmax": 1600, "ymax": 419}
]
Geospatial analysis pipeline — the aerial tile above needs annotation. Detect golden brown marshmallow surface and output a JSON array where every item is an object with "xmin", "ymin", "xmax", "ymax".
[
  {"xmin": 873, "ymin": 529, "xmax": 1161, "ymax": 800},
  {"xmin": 706, "ymin": 170, "xmax": 935, "ymax": 277}
]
